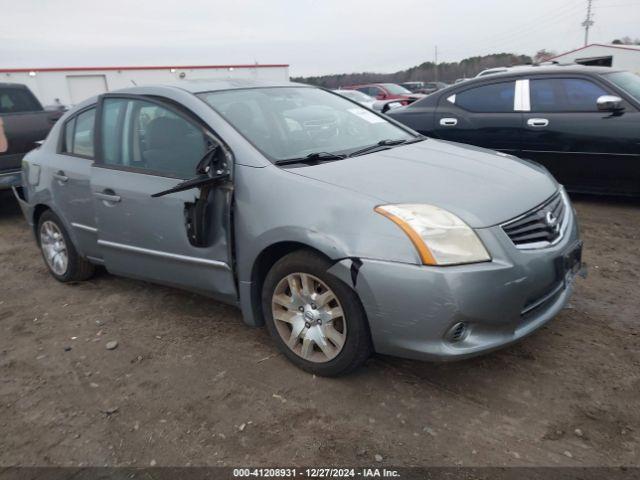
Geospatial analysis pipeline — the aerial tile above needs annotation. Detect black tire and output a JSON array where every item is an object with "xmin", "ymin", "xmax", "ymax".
[
  {"xmin": 37, "ymin": 210, "xmax": 95, "ymax": 282},
  {"xmin": 262, "ymin": 250, "xmax": 372, "ymax": 376}
]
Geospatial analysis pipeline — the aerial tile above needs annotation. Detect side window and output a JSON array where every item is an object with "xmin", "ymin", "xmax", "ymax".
[
  {"xmin": 0, "ymin": 88, "xmax": 41, "ymax": 114},
  {"xmin": 530, "ymin": 78, "xmax": 609, "ymax": 112},
  {"xmin": 100, "ymin": 98, "xmax": 207, "ymax": 179},
  {"xmin": 61, "ymin": 107, "xmax": 96, "ymax": 158},
  {"xmin": 454, "ymin": 81, "xmax": 515, "ymax": 113},
  {"xmin": 73, "ymin": 109, "xmax": 96, "ymax": 157}
]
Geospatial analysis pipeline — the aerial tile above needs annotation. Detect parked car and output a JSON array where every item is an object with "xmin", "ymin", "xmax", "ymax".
[
  {"xmin": 421, "ymin": 81, "xmax": 448, "ymax": 94},
  {"xmin": 333, "ymin": 89, "xmax": 376, "ymax": 109},
  {"xmin": 0, "ymin": 83, "xmax": 63, "ymax": 190},
  {"xmin": 342, "ymin": 83, "xmax": 425, "ymax": 104},
  {"xmin": 389, "ymin": 65, "xmax": 640, "ymax": 196},
  {"xmin": 333, "ymin": 89, "xmax": 404, "ymax": 113},
  {"xmin": 401, "ymin": 81, "xmax": 448, "ymax": 94},
  {"xmin": 14, "ymin": 79, "xmax": 583, "ymax": 376},
  {"xmin": 400, "ymin": 81, "xmax": 426, "ymax": 93}
]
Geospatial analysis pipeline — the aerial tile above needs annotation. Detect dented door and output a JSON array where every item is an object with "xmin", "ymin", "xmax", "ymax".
[
  {"xmin": 91, "ymin": 166, "xmax": 236, "ymax": 302},
  {"xmin": 91, "ymin": 94, "xmax": 236, "ymax": 303}
]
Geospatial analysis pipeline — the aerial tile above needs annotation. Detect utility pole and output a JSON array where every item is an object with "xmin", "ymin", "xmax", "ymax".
[
  {"xmin": 582, "ymin": 0, "xmax": 594, "ymax": 46},
  {"xmin": 434, "ymin": 45, "xmax": 438, "ymax": 81}
]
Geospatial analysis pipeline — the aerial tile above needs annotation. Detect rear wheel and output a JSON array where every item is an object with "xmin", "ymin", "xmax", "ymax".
[
  {"xmin": 262, "ymin": 250, "xmax": 371, "ymax": 376},
  {"xmin": 38, "ymin": 210, "xmax": 95, "ymax": 282}
]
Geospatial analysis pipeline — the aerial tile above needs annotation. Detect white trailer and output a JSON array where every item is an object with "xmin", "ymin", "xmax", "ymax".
[
  {"xmin": 550, "ymin": 44, "xmax": 640, "ymax": 74},
  {"xmin": 0, "ymin": 63, "xmax": 290, "ymax": 108}
]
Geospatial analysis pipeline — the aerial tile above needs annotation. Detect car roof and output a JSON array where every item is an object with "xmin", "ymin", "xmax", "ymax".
[
  {"xmin": 67, "ymin": 79, "xmax": 313, "ymax": 110},
  {"xmin": 345, "ymin": 83, "xmax": 391, "ymax": 88},
  {"xmin": 0, "ymin": 82, "xmax": 28, "ymax": 89},
  {"xmin": 473, "ymin": 64, "xmax": 622, "ymax": 80},
  {"xmin": 169, "ymin": 78, "xmax": 307, "ymax": 94},
  {"xmin": 434, "ymin": 64, "xmax": 624, "ymax": 93}
]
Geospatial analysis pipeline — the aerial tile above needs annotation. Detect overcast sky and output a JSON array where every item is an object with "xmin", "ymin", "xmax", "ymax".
[{"xmin": 1, "ymin": 0, "xmax": 639, "ymax": 77}]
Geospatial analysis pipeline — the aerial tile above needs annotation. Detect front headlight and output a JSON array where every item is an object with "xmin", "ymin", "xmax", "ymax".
[{"xmin": 375, "ymin": 204, "xmax": 490, "ymax": 266}]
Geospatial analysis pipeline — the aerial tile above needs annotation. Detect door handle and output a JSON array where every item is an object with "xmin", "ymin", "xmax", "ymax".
[
  {"xmin": 440, "ymin": 117, "xmax": 458, "ymax": 126},
  {"xmin": 94, "ymin": 190, "xmax": 121, "ymax": 203},
  {"xmin": 53, "ymin": 171, "xmax": 68, "ymax": 183},
  {"xmin": 527, "ymin": 118, "xmax": 549, "ymax": 127}
]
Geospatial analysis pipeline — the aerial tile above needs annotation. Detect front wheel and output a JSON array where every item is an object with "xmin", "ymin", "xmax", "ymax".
[{"xmin": 262, "ymin": 251, "xmax": 371, "ymax": 376}]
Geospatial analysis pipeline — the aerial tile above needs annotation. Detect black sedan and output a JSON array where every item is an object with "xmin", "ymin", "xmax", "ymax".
[{"xmin": 388, "ymin": 65, "xmax": 640, "ymax": 196}]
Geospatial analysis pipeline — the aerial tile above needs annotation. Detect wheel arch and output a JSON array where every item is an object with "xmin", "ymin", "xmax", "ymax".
[
  {"xmin": 31, "ymin": 203, "xmax": 82, "ymax": 254},
  {"xmin": 32, "ymin": 204, "xmax": 52, "ymax": 240},
  {"xmin": 246, "ymin": 241, "xmax": 333, "ymax": 327}
]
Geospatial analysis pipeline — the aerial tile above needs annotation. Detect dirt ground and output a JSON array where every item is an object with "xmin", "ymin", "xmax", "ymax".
[{"xmin": 0, "ymin": 190, "xmax": 638, "ymax": 468}]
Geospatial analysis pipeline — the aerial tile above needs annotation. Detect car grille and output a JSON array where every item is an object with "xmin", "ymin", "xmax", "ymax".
[{"xmin": 502, "ymin": 192, "xmax": 567, "ymax": 248}]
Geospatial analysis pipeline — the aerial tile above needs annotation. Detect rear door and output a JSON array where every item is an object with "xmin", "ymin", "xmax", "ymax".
[
  {"xmin": 91, "ymin": 94, "xmax": 236, "ymax": 302},
  {"xmin": 433, "ymin": 79, "xmax": 523, "ymax": 153},
  {"xmin": 520, "ymin": 76, "xmax": 640, "ymax": 194},
  {"xmin": 49, "ymin": 106, "xmax": 100, "ymax": 260},
  {"xmin": 0, "ymin": 86, "xmax": 59, "ymax": 174}
]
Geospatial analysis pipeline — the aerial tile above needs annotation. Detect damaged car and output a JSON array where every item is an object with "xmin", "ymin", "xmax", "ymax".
[{"xmin": 14, "ymin": 79, "xmax": 583, "ymax": 376}]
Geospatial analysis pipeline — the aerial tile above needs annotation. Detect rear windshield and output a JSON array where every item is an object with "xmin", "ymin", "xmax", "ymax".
[
  {"xmin": 603, "ymin": 71, "xmax": 640, "ymax": 102},
  {"xmin": 0, "ymin": 88, "xmax": 41, "ymax": 114}
]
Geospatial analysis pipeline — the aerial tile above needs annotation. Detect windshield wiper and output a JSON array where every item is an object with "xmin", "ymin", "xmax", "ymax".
[
  {"xmin": 275, "ymin": 152, "xmax": 347, "ymax": 166},
  {"xmin": 348, "ymin": 136, "xmax": 426, "ymax": 158}
]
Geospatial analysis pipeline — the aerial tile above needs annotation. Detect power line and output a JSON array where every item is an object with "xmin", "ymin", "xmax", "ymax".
[{"xmin": 446, "ymin": 0, "xmax": 584, "ymax": 57}]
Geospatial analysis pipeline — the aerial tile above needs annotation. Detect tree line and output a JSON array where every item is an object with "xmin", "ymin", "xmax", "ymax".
[{"xmin": 292, "ymin": 53, "xmax": 533, "ymax": 88}]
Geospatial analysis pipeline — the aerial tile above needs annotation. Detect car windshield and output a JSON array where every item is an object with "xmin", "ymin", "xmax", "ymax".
[
  {"xmin": 383, "ymin": 84, "xmax": 412, "ymax": 95},
  {"xmin": 603, "ymin": 71, "xmax": 640, "ymax": 102},
  {"xmin": 337, "ymin": 90, "xmax": 374, "ymax": 102},
  {"xmin": 199, "ymin": 87, "xmax": 414, "ymax": 162}
]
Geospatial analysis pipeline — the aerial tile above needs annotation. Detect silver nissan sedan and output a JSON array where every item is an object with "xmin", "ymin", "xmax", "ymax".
[{"xmin": 14, "ymin": 79, "xmax": 583, "ymax": 376}]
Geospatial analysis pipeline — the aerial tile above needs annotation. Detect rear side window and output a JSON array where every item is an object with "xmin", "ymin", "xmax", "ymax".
[
  {"xmin": 0, "ymin": 88, "xmax": 41, "ymax": 114},
  {"xmin": 530, "ymin": 78, "xmax": 609, "ymax": 112},
  {"xmin": 61, "ymin": 107, "xmax": 96, "ymax": 158},
  {"xmin": 100, "ymin": 98, "xmax": 207, "ymax": 179},
  {"xmin": 454, "ymin": 81, "xmax": 515, "ymax": 113}
]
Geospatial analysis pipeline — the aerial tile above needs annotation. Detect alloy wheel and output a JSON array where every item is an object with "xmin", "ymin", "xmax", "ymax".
[{"xmin": 40, "ymin": 220, "xmax": 68, "ymax": 276}]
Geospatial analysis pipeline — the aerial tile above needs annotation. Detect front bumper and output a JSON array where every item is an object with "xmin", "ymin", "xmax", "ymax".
[{"xmin": 330, "ymin": 203, "xmax": 582, "ymax": 362}]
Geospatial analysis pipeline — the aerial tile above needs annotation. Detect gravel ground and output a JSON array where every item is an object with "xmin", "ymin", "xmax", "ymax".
[{"xmin": 0, "ymin": 190, "xmax": 638, "ymax": 467}]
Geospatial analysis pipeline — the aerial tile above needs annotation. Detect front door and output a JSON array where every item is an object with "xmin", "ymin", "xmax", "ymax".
[
  {"xmin": 91, "ymin": 95, "xmax": 236, "ymax": 302},
  {"xmin": 433, "ymin": 79, "xmax": 523, "ymax": 153},
  {"xmin": 520, "ymin": 76, "xmax": 640, "ymax": 195}
]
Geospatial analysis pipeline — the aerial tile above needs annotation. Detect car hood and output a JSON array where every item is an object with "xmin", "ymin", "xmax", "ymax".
[{"xmin": 286, "ymin": 139, "xmax": 558, "ymax": 228}]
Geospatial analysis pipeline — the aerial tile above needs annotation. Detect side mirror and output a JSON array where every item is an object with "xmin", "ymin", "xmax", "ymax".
[
  {"xmin": 377, "ymin": 93, "xmax": 387, "ymax": 100},
  {"xmin": 597, "ymin": 95, "xmax": 623, "ymax": 112},
  {"xmin": 382, "ymin": 101, "xmax": 403, "ymax": 113}
]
